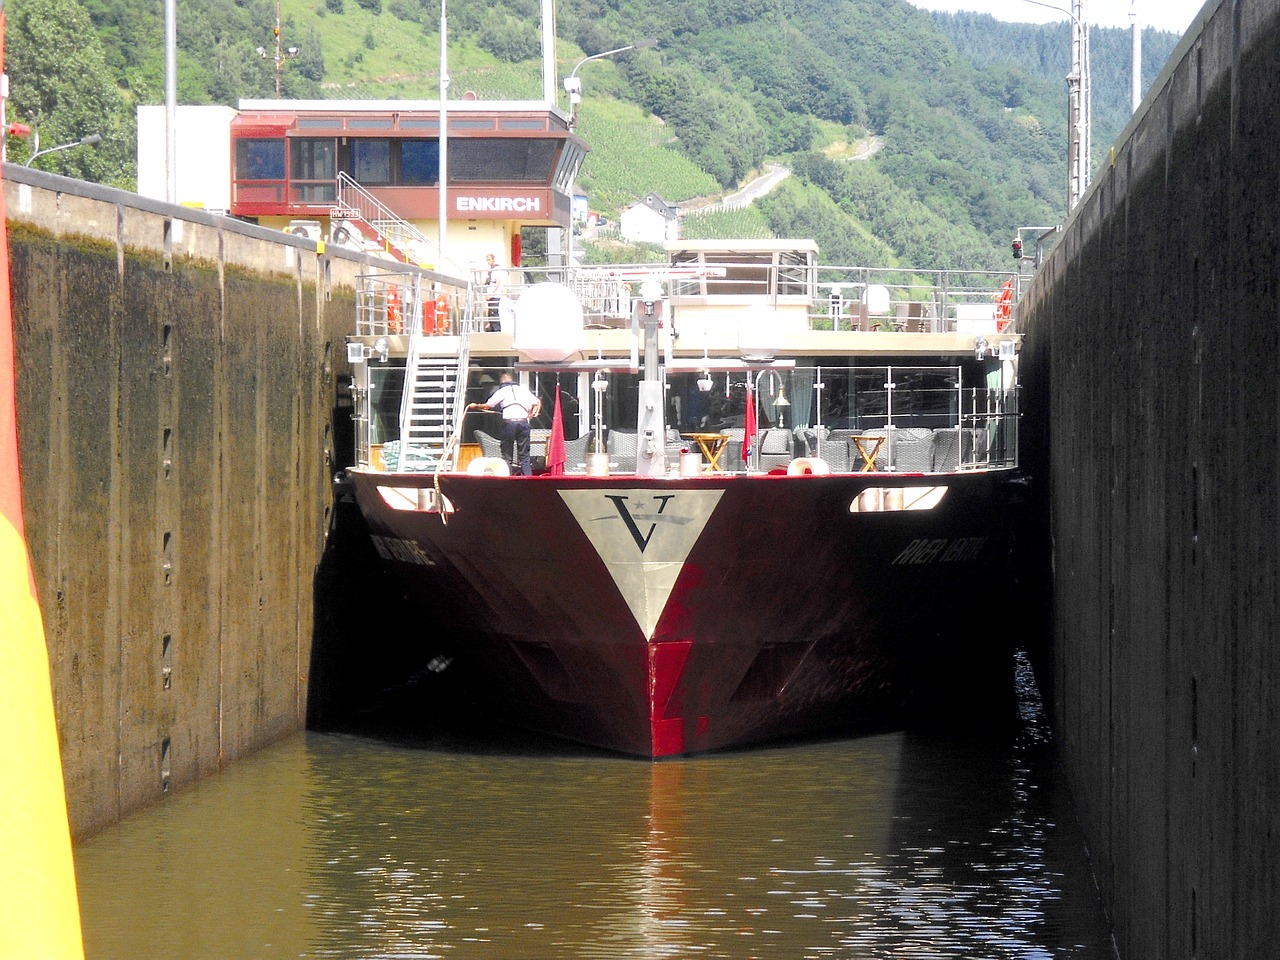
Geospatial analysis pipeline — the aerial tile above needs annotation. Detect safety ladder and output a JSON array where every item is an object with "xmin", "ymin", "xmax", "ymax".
[{"xmin": 396, "ymin": 294, "xmax": 473, "ymax": 469}]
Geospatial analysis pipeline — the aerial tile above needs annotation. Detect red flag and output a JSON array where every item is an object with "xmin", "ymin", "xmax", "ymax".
[
  {"xmin": 546, "ymin": 387, "xmax": 567, "ymax": 475},
  {"xmin": 742, "ymin": 380, "xmax": 757, "ymax": 465}
]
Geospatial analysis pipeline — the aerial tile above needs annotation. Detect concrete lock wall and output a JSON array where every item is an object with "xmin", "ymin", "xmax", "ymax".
[
  {"xmin": 3, "ymin": 166, "xmax": 383, "ymax": 838},
  {"xmin": 1017, "ymin": 0, "xmax": 1280, "ymax": 956}
]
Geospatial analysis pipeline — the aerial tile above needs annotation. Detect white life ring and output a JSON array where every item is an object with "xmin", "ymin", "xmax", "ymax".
[
  {"xmin": 787, "ymin": 457, "xmax": 831, "ymax": 476},
  {"xmin": 466, "ymin": 457, "xmax": 511, "ymax": 476}
]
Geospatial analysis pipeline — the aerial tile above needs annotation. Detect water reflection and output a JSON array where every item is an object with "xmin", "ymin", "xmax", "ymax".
[{"xmin": 76, "ymin": 673, "xmax": 1109, "ymax": 959}]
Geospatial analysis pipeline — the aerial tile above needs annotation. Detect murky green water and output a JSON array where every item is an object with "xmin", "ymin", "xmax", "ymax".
[{"xmin": 74, "ymin": 657, "xmax": 1111, "ymax": 959}]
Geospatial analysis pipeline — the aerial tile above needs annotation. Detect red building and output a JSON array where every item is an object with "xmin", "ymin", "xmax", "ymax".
[{"xmin": 228, "ymin": 98, "xmax": 587, "ymax": 273}]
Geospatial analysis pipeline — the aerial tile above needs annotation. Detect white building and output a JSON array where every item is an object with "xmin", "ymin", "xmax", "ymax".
[
  {"xmin": 136, "ymin": 105, "xmax": 236, "ymax": 212},
  {"xmin": 619, "ymin": 193, "xmax": 678, "ymax": 245}
]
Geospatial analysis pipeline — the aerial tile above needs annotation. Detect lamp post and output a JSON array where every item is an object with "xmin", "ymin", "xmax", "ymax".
[
  {"xmin": 439, "ymin": 0, "xmax": 449, "ymax": 271},
  {"xmin": 563, "ymin": 38, "xmax": 657, "ymax": 129},
  {"xmin": 1021, "ymin": 0, "xmax": 1090, "ymax": 211},
  {"xmin": 1129, "ymin": 0, "xmax": 1141, "ymax": 114},
  {"xmin": 165, "ymin": 0, "xmax": 177, "ymax": 202},
  {"xmin": 257, "ymin": 0, "xmax": 300, "ymax": 98},
  {"xmin": 24, "ymin": 133, "xmax": 102, "ymax": 167},
  {"xmin": 562, "ymin": 38, "xmax": 657, "ymax": 275}
]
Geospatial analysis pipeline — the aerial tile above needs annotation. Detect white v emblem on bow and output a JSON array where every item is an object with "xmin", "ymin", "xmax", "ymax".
[{"xmin": 558, "ymin": 489, "xmax": 724, "ymax": 639}]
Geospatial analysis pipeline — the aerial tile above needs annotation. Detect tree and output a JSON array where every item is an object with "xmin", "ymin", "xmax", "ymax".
[{"xmin": 4, "ymin": 0, "xmax": 136, "ymax": 188}]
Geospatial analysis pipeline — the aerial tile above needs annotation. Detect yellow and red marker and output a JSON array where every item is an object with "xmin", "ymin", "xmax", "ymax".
[{"xmin": 0, "ymin": 3, "xmax": 86, "ymax": 955}]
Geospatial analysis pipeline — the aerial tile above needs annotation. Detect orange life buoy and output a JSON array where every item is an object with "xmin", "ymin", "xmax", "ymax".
[
  {"xmin": 995, "ymin": 279, "xmax": 1013, "ymax": 331},
  {"xmin": 995, "ymin": 280, "xmax": 1013, "ymax": 317},
  {"xmin": 386, "ymin": 285, "xmax": 402, "ymax": 334}
]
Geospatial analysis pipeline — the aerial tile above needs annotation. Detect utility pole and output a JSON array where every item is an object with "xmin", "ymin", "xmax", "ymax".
[
  {"xmin": 165, "ymin": 0, "xmax": 176, "ymax": 202},
  {"xmin": 1021, "ymin": 0, "xmax": 1091, "ymax": 211},
  {"xmin": 256, "ymin": 0, "xmax": 299, "ymax": 98},
  {"xmin": 439, "ymin": 0, "xmax": 449, "ymax": 269},
  {"xmin": 1130, "ymin": 0, "xmax": 1142, "ymax": 113},
  {"xmin": 1068, "ymin": 0, "xmax": 1090, "ymax": 210}
]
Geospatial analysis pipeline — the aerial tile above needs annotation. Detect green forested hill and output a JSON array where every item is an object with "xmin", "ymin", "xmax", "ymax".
[
  {"xmin": 930, "ymin": 11, "xmax": 1181, "ymax": 174},
  {"xmin": 4, "ymin": 0, "xmax": 1183, "ymax": 271}
]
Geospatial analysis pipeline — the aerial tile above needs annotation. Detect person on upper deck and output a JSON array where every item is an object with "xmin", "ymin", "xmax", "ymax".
[
  {"xmin": 482, "ymin": 253, "xmax": 502, "ymax": 331},
  {"xmin": 467, "ymin": 373, "xmax": 541, "ymax": 475}
]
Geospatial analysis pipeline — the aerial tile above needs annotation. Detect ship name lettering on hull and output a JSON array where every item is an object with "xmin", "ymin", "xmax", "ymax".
[
  {"xmin": 370, "ymin": 534, "xmax": 435, "ymax": 566},
  {"xmin": 892, "ymin": 536, "xmax": 988, "ymax": 565}
]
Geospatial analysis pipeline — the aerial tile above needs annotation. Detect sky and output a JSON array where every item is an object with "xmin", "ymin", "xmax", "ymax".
[{"xmin": 906, "ymin": 0, "xmax": 1206, "ymax": 36}]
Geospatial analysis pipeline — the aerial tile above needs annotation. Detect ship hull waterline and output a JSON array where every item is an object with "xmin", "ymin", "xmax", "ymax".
[{"xmin": 346, "ymin": 468, "xmax": 1021, "ymax": 758}]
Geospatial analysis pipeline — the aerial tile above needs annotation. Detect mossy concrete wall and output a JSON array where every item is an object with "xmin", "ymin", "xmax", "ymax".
[
  {"xmin": 1017, "ymin": 0, "xmax": 1279, "ymax": 955},
  {"xmin": 3, "ymin": 166, "xmax": 384, "ymax": 838}
]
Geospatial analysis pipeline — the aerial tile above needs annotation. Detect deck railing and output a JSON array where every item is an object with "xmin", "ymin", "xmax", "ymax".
[{"xmin": 458, "ymin": 262, "xmax": 1020, "ymax": 334}]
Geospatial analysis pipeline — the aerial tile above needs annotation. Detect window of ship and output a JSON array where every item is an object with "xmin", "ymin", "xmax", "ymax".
[
  {"xmin": 775, "ymin": 249, "xmax": 814, "ymax": 297},
  {"xmin": 823, "ymin": 366, "xmax": 961, "ymax": 432},
  {"xmin": 235, "ymin": 138, "xmax": 285, "ymax": 180},
  {"xmin": 367, "ymin": 361, "xmax": 406, "ymax": 445},
  {"xmin": 462, "ymin": 365, "xmax": 583, "ymax": 442},
  {"xmin": 669, "ymin": 249, "xmax": 815, "ymax": 298},
  {"xmin": 450, "ymin": 138, "xmax": 558, "ymax": 181}
]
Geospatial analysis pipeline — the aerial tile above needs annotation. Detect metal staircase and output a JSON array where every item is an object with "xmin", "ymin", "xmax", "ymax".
[
  {"xmin": 396, "ymin": 288, "xmax": 473, "ymax": 470},
  {"xmin": 332, "ymin": 172, "xmax": 440, "ymax": 267}
]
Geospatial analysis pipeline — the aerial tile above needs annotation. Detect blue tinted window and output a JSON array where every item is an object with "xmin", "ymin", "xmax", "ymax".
[
  {"xmin": 400, "ymin": 140, "xmax": 439, "ymax": 185},
  {"xmin": 236, "ymin": 139, "xmax": 285, "ymax": 180},
  {"xmin": 353, "ymin": 140, "xmax": 391, "ymax": 184}
]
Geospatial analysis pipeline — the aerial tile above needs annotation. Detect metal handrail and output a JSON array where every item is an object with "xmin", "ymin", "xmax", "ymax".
[
  {"xmin": 333, "ymin": 172, "xmax": 439, "ymax": 264},
  {"xmin": 454, "ymin": 262, "xmax": 1022, "ymax": 335}
]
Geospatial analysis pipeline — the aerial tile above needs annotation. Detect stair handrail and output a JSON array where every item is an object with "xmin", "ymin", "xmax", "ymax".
[
  {"xmin": 396, "ymin": 283, "xmax": 474, "ymax": 471},
  {"xmin": 333, "ymin": 171, "xmax": 438, "ymax": 261},
  {"xmin": 397, "ymin": 274, "xmax": 424, "ymax": 453},
  {"xmin": 433, "ymin": 293, "xmax": 475, "ymax": 492}
]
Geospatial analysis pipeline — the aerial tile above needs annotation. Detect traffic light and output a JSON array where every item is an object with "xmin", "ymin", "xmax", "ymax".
[{"xmin": 1011, "ymin": 236, "xmax": 1023, "ymax": 260}]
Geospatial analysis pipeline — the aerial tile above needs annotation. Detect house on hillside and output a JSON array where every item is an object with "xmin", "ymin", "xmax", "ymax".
[{"xmin": 620, "ymin": 193, "xmax": 679, "ymax": 245}]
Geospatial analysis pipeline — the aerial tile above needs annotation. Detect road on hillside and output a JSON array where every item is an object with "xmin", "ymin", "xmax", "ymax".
[
  {"xmin": 717, "ymin": 163, "xmax": 791, "ymax": 210},
  {"xmin": 682, "ymin": 137, "xmax": 882, "ymax": 216}
]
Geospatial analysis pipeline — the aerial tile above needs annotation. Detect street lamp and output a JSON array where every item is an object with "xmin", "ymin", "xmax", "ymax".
[
  {"xmin": 1021, "ymin": 0, "xmax": 1091, "ymax": 210},
  {"xmin": 24, "ymin": 133, "xmax": 102, "ymax": 167},
  {"xmin": 564, "ymin": 38, "xmax": 657, "ymax": 129},
  {"xmin": 562, "ymin": 38, "xmax": 657, "ymax": 275},
  {"xmin": 258, "ymin": 0, "xmax": 300, "ymax": 97}
]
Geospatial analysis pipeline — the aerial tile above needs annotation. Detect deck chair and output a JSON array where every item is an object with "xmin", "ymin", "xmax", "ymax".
[
  {"xmin": 473, "ymin": 429, "xmax": 503, "ymax": 461},
  {"xmin": 758, "ymin": 428, "xmax": 795, "ymax": 471},
  {"xmin": 606, "ymin": 430, "xmax": 637, "ymax": 472}
]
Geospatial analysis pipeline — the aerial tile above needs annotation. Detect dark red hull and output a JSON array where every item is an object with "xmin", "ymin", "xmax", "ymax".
[{"xmin": 346, "ymin": 470, "xmax": 1021, "ymax": 757}]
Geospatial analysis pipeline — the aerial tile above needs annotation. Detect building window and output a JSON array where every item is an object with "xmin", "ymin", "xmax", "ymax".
[
  {"xmin": 289, "ymin": 138, "xmax": 337, "ymax": 204},
  {"xmin": 293, "ymin": 138, "xmax": 335, "ymax": 180},
  {"xmin": 451, "ymin": 139, "xmax": 558, "ymax": 181},
  {"xmin": 353, "ymin": 139, "xmax": 391, "ymax": 184},
  {"xmin": 400, "ymin": 140, "xmax": 439, "ymax": 185},
  {"xmin": 236, "ymin": 139, "xmax": 285, "ymax": 180}
]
